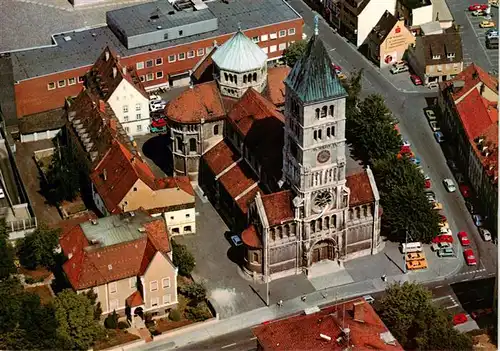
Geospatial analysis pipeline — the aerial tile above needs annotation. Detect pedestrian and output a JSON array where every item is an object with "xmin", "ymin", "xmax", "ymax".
[
  {"xmin": 381, "ymin": 274, "xmax": 387, "ymax": 282},
  {"xmin": 277, "ymin": 300, "xmax": 283, "ymax": 307}
]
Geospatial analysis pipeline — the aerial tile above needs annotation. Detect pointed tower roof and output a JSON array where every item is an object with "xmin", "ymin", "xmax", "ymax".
[
  {"xmin": 284, "ymin": 33, "xmax": 347, "ymax": 103},
  {"xmin": 212, "ymin": 30, "xmax": 268, "ymax": 73}
]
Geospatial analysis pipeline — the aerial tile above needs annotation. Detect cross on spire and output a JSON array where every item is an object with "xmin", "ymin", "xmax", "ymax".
[
  {"xmin": 314, "ymin": 15, "xmax": 319, "ymax": 36},
  {"xmin": 237, "ymin": 22, "xmax": 242, "ymax": 31}
]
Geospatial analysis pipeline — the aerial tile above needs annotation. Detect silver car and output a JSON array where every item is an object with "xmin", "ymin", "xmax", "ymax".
[{"xmin": 443, "ymin": 178, "xmax": 456, "ymax": 192}]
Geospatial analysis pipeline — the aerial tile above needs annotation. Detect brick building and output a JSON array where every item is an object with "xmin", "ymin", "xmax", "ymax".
[{"xmin": 10, "ymin": 0, "xmax": 303, "ymax": 118}]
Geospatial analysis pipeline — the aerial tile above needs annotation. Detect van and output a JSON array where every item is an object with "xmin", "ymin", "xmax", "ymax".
[
  {"xmin": 486, "ymin": 37, "xmax": 498, "ymax": 49},
  {"xmin": 401, "ymin": 242, "xmax": 423, "ymax": 253}
]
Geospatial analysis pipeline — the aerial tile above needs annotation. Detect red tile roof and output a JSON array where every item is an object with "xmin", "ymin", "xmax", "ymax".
[
  {"xmin": 60, "ymin": 217, "xmax": 170, "ymax": 290},
  {"xmin": 347, "ymin": 171, "xmax": 375, "ymax": 206},
  {"xmin": 261, "ymin": 191, "xmax": 294, "ymax": 226},
  {"xmin": 241, "ymin": 224, "xmax": 262, "ymax": 248},
  {"xmin": 165, "ymin": 81, "xmax": 226, "ymax": 124},
  {"xmin": 126, "ymin": 291, "xmax": 144, "ymax": 307},
  {"xmin": 203, "ymin": 140, "xmax": 240, "ymax": 177},
  {"xmin": 266, "ymin": 66, "xmax": 290, "ymax": 106},
  {"xmin": 228, "ymin": 88, "xmax": 284, "ymax": 181},
  {"xmin": 253, "ymin": 298, "xmax": 403, "ymax": 351},
  {"xmin": 236, "ymin": 185, "xmax": 263, "ymax": 214},
  {"xmin": 456, "ymin": 89, "xmax": 498, "ymax": 140},
  {"xmin": 155, "ymin": 176, "xmax": 195, "ymax": 196},
  {"xmin": 443, "ymin": 63, "xmax": 498, "ymax": 102},
  {"xmin": 192, "ymin": 47, "xmax": 217, "ymax": 81},
  {"xmin": 218, "ymin": 161, "xmax": 259, "ymax": 199},
  {"xmin": 90, "ymin": 141, "xmax": 156, "ymax": 214}
]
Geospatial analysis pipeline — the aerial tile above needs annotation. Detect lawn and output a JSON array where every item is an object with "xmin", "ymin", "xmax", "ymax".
[{"xmin": 93, "ymin": 329, "xmax": 140, "ymax": 351}]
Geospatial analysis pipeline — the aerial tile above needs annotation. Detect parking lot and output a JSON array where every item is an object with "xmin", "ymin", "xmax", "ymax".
[{"xmin": 446, "ymin": 0, "xmax": 499, "ymax": 72}]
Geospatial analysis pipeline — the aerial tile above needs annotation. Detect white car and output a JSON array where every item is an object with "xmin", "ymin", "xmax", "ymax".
[
  {"xmin": 429, "ymin": 120, "xmax": 440, "ymax": 132},
  {"xmin": 0, "ymin": 188, "xmax": 5, "ymax": 199},
  {"xmin": 390, "ymin": 66, "xmax": 409, "ymax": 74},
  {"xmin": 149, "ymin": 94, "xmax": 161, "ymax": 102},
  {"xmin": 440, "ymin": 227, "xmax": 453, "ymax": 236},
  {"xmin": 425, "ymin": 109, "xmax": 437, "ymax": 121},
  {"xmin": 443, "ymin": 178, "xmax": 456, "ymax": 192},
  {"xmin": 479, "ymin": 228, "xmax": 492, "ymax": 241},
  {"xmin": 150, "ymin": 100, "xmax": 167, "ymax": 112},
  {"xmin": 487, "ymin": 31, "xmax": 499, "ymax": 39}
]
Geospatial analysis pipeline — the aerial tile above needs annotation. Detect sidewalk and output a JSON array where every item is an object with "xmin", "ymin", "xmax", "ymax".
[{"xmin": 136, "ymin": 263, "xmax": 462, "ymax": 351}]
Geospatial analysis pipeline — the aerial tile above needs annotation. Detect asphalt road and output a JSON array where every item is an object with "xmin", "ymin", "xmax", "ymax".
[{"xmin": 288, "ymin": 0, "xmax": 497, "ymax": 277}]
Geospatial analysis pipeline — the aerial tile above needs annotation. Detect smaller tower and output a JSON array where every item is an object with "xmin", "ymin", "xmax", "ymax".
[{"xmin": 212, "ymin": 29, "xmax": 268, "ymax": 99}]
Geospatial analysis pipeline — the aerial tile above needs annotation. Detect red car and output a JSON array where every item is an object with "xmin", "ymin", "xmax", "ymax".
[
  {"xmin": 400, "ymin": 145, "xmax": 412, "ymax": 154},
  {"xmin": 410, "ymin": 74, "xmax": 422, "ymax": 85},
  {"xmin": 440, "ymin": 214, "xmax": 447, "ymax": 222},
  {"xmin": 463, "ymin": 249, "xmax": 477, "ymax": 266},
  {"xmin": 460, "ymin": 184, "xmax": 471, "ymax": 198},
  {"xmin": 453, "ymin": 313, "xmax": 468, "ymax": 325},
  {"xmin": 332, "ymin": 64, "xmax": 342, "ymax": 75},
  {"xmin": 469, "ymin": 4, "xmax": 488, "ymax": 11},
  {"xmin": 471, "ymin": 308, "xmax": 493, "ymax": 320},
  {"xmin": 432, "ymin": 235, "xmax": 454, "ymax": 244},
  {"xmin": 151, "ymin": 119, "xmax": 167, "ymax": 128},
  {"xmin": 457, "ymin": 231, "xmax": 470, "ymax": 246},
  {"xmin": 424, "ymin": 179, "xmax": 431, "ymax": 189}
]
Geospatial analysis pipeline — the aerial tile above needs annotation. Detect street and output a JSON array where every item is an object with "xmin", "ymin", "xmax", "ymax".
[{"xmin": 288, "ymin": 0, "xmax": 497, "ymax": 277}]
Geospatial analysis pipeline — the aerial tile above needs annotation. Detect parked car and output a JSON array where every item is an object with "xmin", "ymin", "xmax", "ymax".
[
  {"xmin": 363, "ymin": 295, "xmax": 375, "ymax": 304},
  {"xmin": 429, "ymin": 120, "xmax": 440, "ymax": 131},
  {"xmin": 434, "ymin": 131, "xmax": 445, "ymax": 143},
  {"xmin": 411, "ymin": 156, "xmax": 421, "ymax": 166},
  {"xmin": 447, "ymin": 159, "xmax": 458, "ymax": 171},
  {"xmin": 149, "ymin": 94, "xmax": 161, "ymax": 101},
  {"xmin": 433, "ymin": 201, "xmax": 443, "ymax": 210},
  {"xmin": 480, "ymin": 20, "xmax": 496, "ymax": 28},
  {"xmin": 453, "ymin": 313, "xmax": 468, "ymax": 325},
  {"xmin": 402, "ymin": 139, "xmax": 411, "ymax": 147},
  {"xmin": 463, "ymin": 249, "xmax": 477, "ymax": 266},
  {"xmin": 438, "ymin": 247, "xmax": 456, "ymax": 258},
  {"xmin": 443, "ymin": 178, "xmax": 456, "ymax": 192},
  {"xmin": 393, "ymin": 60, "xmax": 407, "ymax": 68},
  {"xmin": 471, "ymin": 308, "xmax": 493, "ymax": 320},
  {"xmin": 332, "ymin": 63, "xmax": 342, "ymax": 75},
  {"xmin": 432, "ymin": 235, "xmax": 454, "ymax": 244},
  {"xmin": 469, "ymin": 4, "xmax": 489, "ymax": 11},
  {"xmin": 410, "ymin": 74, "xmax": 422, "ymax": 85},
  {"xmin": 431, "ymin": 241, "xmax": 452, "ymax": 251},
  {"xmin": 424, "ymin": 109, "xmax": 437, "ymax": 121},
  {"xmin": 424, "ymin": 177, "xmax": 431, "ymax": 189},
  {"xmin": 427, "ymin": 82, "xmax": 439, "ymax": 89},
  {"xmin": 479, "ymin": 228, "xmax": 492, "ymax": 241},
  {"xmin": 486, "ymin": 36, "xmax": 499, "ymax": 49},
  {"xmin": 439, "ymin": 227, "xmax": 452, "ymax": 236},
  {"xmin": 487, "ymin": 30, "xmax": 499, "ymax": 38},
  {"xmin": 390, "ymin": 65, "xmax": 409, "ymax": 74},
  {"xmin": 486, "ymin": 28, "xmax": 498, "ymax": 35},
  {"xmin": 400, "ymin": 145, "xmax": 412, "ymax": 154},
  {"xmin": 230, "ymin": 235, "xmax": 243, "ymax": 246},
  {"xmin": 425, "ymin": 191, "xmax": 436, "ymax": 202},
  {"xmin": 457, "ymin": 231, "xmax": 470, "ymax": 246},
  {"xmin": 472, "ymin": 10, "xmax": 486, "ymax": 16},
  {"xmin": 465, "ymin": 201, "xmax": 477, "ymax": 215},
  {"xmin": 473, "ymin": 214, "xmax": 485, "ymax": 227},
  {"xmin": 439, "ymin": 220, "xmax": 450, "ymax": 229}
]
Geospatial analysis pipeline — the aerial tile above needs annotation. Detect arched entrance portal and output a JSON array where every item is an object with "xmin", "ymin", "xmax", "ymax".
[{"xmin": 311, "ymin": 240, "xmax": 335, "ymax": 263}]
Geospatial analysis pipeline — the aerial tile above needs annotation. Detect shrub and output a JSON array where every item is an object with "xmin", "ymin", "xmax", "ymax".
[
  {"xmin": 179, "ymin": 282, "xmax": 206, "ymax": 304},
  {"xmin": 172, "ymin": 240, "xmax": 195, "ymax": 276},
  {"xmin": 185, "ymin": 305, "xmax": 211, "ymax": 322},
  {"xmin": 169, "ymin": 309, "xmax": 181, "ymax": 322},
  {"xmin": 117, "ymin": 321, "xmax": 129, "ymax": 330},
  {"xmin": 104, "ymin": 310, "xmax": 118, "ymax": 329}
]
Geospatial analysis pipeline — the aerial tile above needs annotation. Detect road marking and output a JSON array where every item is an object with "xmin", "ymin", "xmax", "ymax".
[
  {"xmin": 221, "ymin": 343, "xmax": 237, "ymax": 349},
  {"xmin": 433, "ymin": 295, "xmax": 452, "ymax": 302},
  {"xmin": 464, "ymin": 13, "xmax": 494, "ymax": 67},
  {"xmin": 446, "ymin": 303, "xmax": 459, "ymax": 309}
]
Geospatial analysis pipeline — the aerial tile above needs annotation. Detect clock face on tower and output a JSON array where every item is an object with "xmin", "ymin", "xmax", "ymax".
[
  {"xmin": 317, "ymin": 150, "xmax": 331, "ymax": 164},
  {"xmin": 312, "ymin": 190, "xmax": 333, "ymax": 213}
]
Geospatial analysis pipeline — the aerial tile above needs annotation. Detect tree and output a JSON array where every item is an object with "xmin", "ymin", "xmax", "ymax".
[
  {"xmin": 0, "ymin": 219, "xmax": 16, "ymax": 280},
  {"xmin": 45, "ymin": 140, "xmax": 82, "ymax": 205},
  {"xmin": 83, "ymin": 288, "xmax": 103, "ymax": 320},
  {"xmin": 377, "ymin": 282, "xmax": 472, "ymax": 350},
  {"xmin": 346, "ymin": 94, "xmax": 402, "ymax": 164},
  {"xmin": 179, "ymin": 281, "xmax": 207, "ymax": 304},
  {"xmin": 341, "ymin": 68, "xmax": 363, "ymax": 108},
  {"xmin": 283, "ymin": 40, "xmax": 307, "ymax": 67},
  {"xmin": 54, "ymin": 289, "xmax": 103, "ymax": 350},
  {"xmin": 18, "ymin": 224, "xmax": 60, "ymax": 269},
  {"xmin": 172, "ymin": 240, "xmax": 195, "ymax": 276},
  {"xmin": 373, "ymin": 156, "xmax": 441, "ymax": 243},
  {"xmin": 104, "ymin": 310, "xmax": 118, "ymax": 329}
]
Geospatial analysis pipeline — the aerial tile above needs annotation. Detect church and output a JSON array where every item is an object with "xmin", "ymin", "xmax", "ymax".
[{"xmin": 165, "ymin": 23, "xmax": 383, "ymax": 281}]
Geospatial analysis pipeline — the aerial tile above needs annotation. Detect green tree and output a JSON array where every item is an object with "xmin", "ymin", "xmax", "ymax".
[
  {"xmin": 373, "ymin": 156, "xmax": 441, "ymax": 243},
  {"xmin": 0, "ymin": 219, "xmax": 16, "ymax": 280},
  {"xmin": 104, "ymin": 310, "xmax": 118, "ymax": 329},
  {"xmin": 347, "ymin": 94, "xmax": 402, "ymax": 164},
  {"xmin": 341, "ymin": 68, "xmax": 363, "ymax": 108},
  {"xmin": 54, "ymin": 289, "xmax": 103, "ymax": 350},
  {"xmin": 45, "ymin": 140, "xmax": 82, "ymax": 205},
  {"xmin": 172, "ymin": 240, "xmax": 195, "ymax": 276},
  {"xmin": 83, "ymin": 288, "xmax": 103, "ymax": 320},
  {"xmin": 283, "ymin": 40, "xmax": 307, "ymax": 67},
  {"xmin": 18, "ymin": 224, "xmax": 60, "ymax": 269},
  {"xmin": 179, "ymin": 281, "xmax": 207, "ymax": 304},
  {"xmin": 377, "ymin": 282, "xmax": 472, "ymax": 350}
]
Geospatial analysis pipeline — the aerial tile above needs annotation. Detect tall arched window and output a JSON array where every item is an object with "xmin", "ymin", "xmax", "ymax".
[
  {"xmin": 324, "ymin": 216, "xmax": 330, "ymax": 229},
  {"xmin": 310, "ymin": 221, "xmax": 316, "ymax": 233},
  {"xmin": 253, "ymin": 72, "xmax": 257, "ymax": 81},
  {"xmin": 213, "ymin": 124, "xmax": 219, "ymax": 135},
  {"xmin": 229, "ymin": 75, "xmax": 233, "ymax": 83},
  {"xmin": 253, "ymin": 252, "xmax": 258, "ymax": 262},
  {"xmin": 317, "ymin": 219, "xmax": 322, "ymax": 231},
  {"xmin": 332, "ymin": 215, "xmax": 337, "ymax": 228},
  {"xmin": 315, "ymin": 108, "xmax": 320, "ymax": 119},
  {"xmin": 284, "ymin": 224, "xmax": 290, "ymax": 237},
  {"xmin": 234, "ymin": 75, "xmax": 238, "ymax": 84},
  {"xmin": 224, "ymin": 73, "xmax": 228, "ymax": 82},
  {"xmin": 189, "ymin": 138, "xmax": 197, "ymax": 152},
  {"xmin": 329, "ymin": 105, "xmax": 334, "ymax": 116},
  {"xmin": 243, "ymin": 75, "xmax": 247, "ymax": 83},
  {"xmin": 321, "ymin": 106, "xmax": 327, "ymax": 118},
  {"xmin": 270, "ymin": 228, "xmax": 276, "ymax": 240},
  {"xmin": 176, "ymin": 137, "xmax": 183, "ymax": 152}
]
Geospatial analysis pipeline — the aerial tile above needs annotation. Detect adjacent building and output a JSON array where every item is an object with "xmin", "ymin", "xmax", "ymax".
[
  {"xmin": 366, "ymin": 11, "xmax": 415, "ymax": 67},
  {"xmin": 10, "ymin": 0, "xmax": 303, "ymax": 119},
  {"xmin": 85, "ymin": 48, "xmax": 150, "ymax": 136},
  {"xmin": 396, "ymin": 0, "xmax": 433, "ymax": 28},
  {"xmin": 252, "ymin": 298, "xmax": 403, "ymax": 350},
  {"xmin": 407, "ymin": 26, "xmax": 463, "ymax": 84},
  {"xmin": 60, "ymin": 211, "xmax": 178, "ymax": 325},
  {"xmin": 437, "ymin": 64, "xmax": 498, "ymax": 232}
]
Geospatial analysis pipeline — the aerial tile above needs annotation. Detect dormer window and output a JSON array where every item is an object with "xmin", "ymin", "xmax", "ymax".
[
  {"xmin": 447, "ymin": 53, "xmax": 455, "ymax": 59},
  {"xmin": 432, "ymin": 55, "xmax": 441, "ymax": 60}
]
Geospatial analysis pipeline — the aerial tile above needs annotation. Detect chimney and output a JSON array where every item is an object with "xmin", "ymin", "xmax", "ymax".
[
  {"xmin": 480, "ymin": 82, "xmax": 485, "ymax": 96},
  {"xmin": 353, "ymin": 301, "xmax": 365, "ymax": 323},
  {"xmin": 122, "ymin": 66, "xmax": 127, "ymax": 75},
  {"xmin": 113, "ymin": 67, "xmax": 117, "ymax": 78},
  {"xmin": 68, "ymin": 253, "xmax": 73, "ymax": 259},
  {"xmin": 320, "ymin": 334, "xmax": 331, "ymax": 341},
  {"xmin": 99, "ymin": 100, "xmax": 106, "ymax": 113},
  {"xmin": 105, "ymin": 50, "xmax": 110, "ymax": 61},
  {"xmin": 103, "ymin": 169, "xmax": 107, "ymax": 181}
]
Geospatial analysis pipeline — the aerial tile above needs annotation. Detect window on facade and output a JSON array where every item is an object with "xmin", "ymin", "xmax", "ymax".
[
  {"xmin": 163, "ymin": 294, "xmax": 171, "ymax": 304},
  {"xmin": 253, "ymin": 252, "xmax": 259, "ymax": 262},
  {"xmin": 135, "ymin": 103, "xmax": 141, "ymax": 111},
  {"xmin": 164, "ymin": 33, "xmax": 169, "ymax": 40},
  {"xmin": 151, "ymin": 297, "xmax": 159, "ymax": 307},
  {"xmin": 262, "ymin": 47, "xmax": 268, "ymax": 54},
  {"xmin": 270, "ymin": 45, "xmax": 277, "ymax": 53},
  {"xmin": 129, "ymin": 277, "xmax": 136, "ymax": 289},
  {"xmin": 110, "ymin": 299, "xmax": 119, "ymax": 311},
  {"xmin": 140, "ymin": 75, "xmax": 145, "ymax": 82},
  {"xmin": 187, "ymin": 50, "xmax": 195, "ymax": 58},
  {"xmin": 213, "ymin": 124, "xmax": 219, "ymax": 135},
  {"xmin": 58, "ymin": 80, "xmax": 66, "ymax": 88},
  {"xmin": 146, "ymin": 60, "xmax": 153, "ymax": 68},
  {"xmin": 47, "ymin": 82, "xmax": 56, "ymax": 90},
  {"xmin": 137, "ymin": 125, "xmax": 142, "ymax": 132},
  {"xmin": 321, "ymin": 106, "xmax": 327, "ymax": 118},
  {"xmin": 156, "ymin": 71, "xmax": 163, "ymax": 79},
  {"xmin": 288, "ymin": 28, "xmax": 296, "ymax": 35},
  {"xmin": 270, "ymin": 33, "xmax": 278, "ymax": 40},
  {"xmin": 176, "ymin": 137, "xmax": 183, "ymax": 152},
  {"xmin": 252, "ymin": 36, "xmax": 259, "ymax": 43},
  {"xmin": 172, "ymin": 227, "xmax": 180, "ymax": 234},
  {"xmin": 318, "ymin": 129, "xmax": 322, "ymax": 139},
  {"xmin": 156, "ymin": 57, "xmax": 163, "ymax": 65},
  {"xmin": 197, "ymin": 48, "xmax": 205, "ymax": 56},
  {"xmin": 261, "ymin": 34, "xmax": 269, "ymax": 41},
  {"xmin": 136, "ymin": 113, "xmax": 141, "ymax": 120},
  {"xmin": 432, "ymin": 55, "xmax": 441, "ymax": 60},
  {"xmin": 205, "ymin": 47, "xmax": 211, "ymax": 54},
  {"xmin": 146, "ymin": 73, "xmax": 154, "ymax": 81},
  {"xmin": 123, "ymin": 105, "xmax": 129, "ymax": 113},
  {"xmin": 178, "ymin": 52, "xmax": 185, "ymax": 60},
  {"xmin": 315, "ymin": 108, "xmax": 320, "ymax": 119},
  {"xmin": 168, "ymin": 55, "xmax": 176, "ymax": 63},
  {"xmin": 124, "ymin": 115, "xmax": 129, "ymax": 122},
  {"xmin": 279, "ymin": 43, "xmax": 286, "ymax": 51},
  {"xmin": 78, "ymin": 76, "xmax": 85, "ymax": 83},
  {"xmin": 136, "ymin": 62, "xmax": 144, "ymax": 70},
  {"xmin": 189, "ymin": 139, "xmax": 196, "ymax": 152},
  {"xmin": 162, "ymin": 277, "xmax": 171, "ymax": 288},
  {"xmin": 327, "ymin": 127, "xmax": 331, "ymax": 138},
  {"xmin": 279, "ymin": 30, "xmax": 286, "ymax": 37},
  {"xmin": 329, "ymin": 105, "xmax": 334, "ymax": 116},
  {"xmin": 125, "ymin": 126, "xmax": 130, "ymax": 133},
  {"xmin": 150, "ymin": 280, "xmax": 158, "ymax": 291},
  {"xmin": 179, "ymin": 30, "xmax": 183, "ymax": 36},
  {"xmin": 313, "ymin": 130, "xmax": 318, "ymax": 140},
  {"xmin": 109, "ymin": 282, "xmax": 117, "ymax": 294},
  {"xmin": 68, "ymin": 77, "xmax": 76, "ymax": 85},
  {"xmin": 184, "ymin": 226, "xmax": 192, "ymax": 232}
]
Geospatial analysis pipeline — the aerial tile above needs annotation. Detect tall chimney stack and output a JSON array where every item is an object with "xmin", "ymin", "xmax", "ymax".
[
  {"xmin": 105, "ymin": 50, "xmax": 110, "ymax": 61},
  {"xmin": 113, "ymin": 67, "xmax": 117, "ymax": 78}
]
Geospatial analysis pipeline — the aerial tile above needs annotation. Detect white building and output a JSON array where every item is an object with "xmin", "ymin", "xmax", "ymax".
[{"xmin": 86, "ymin": 47, "xmax": 150, "ymax": 137}]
